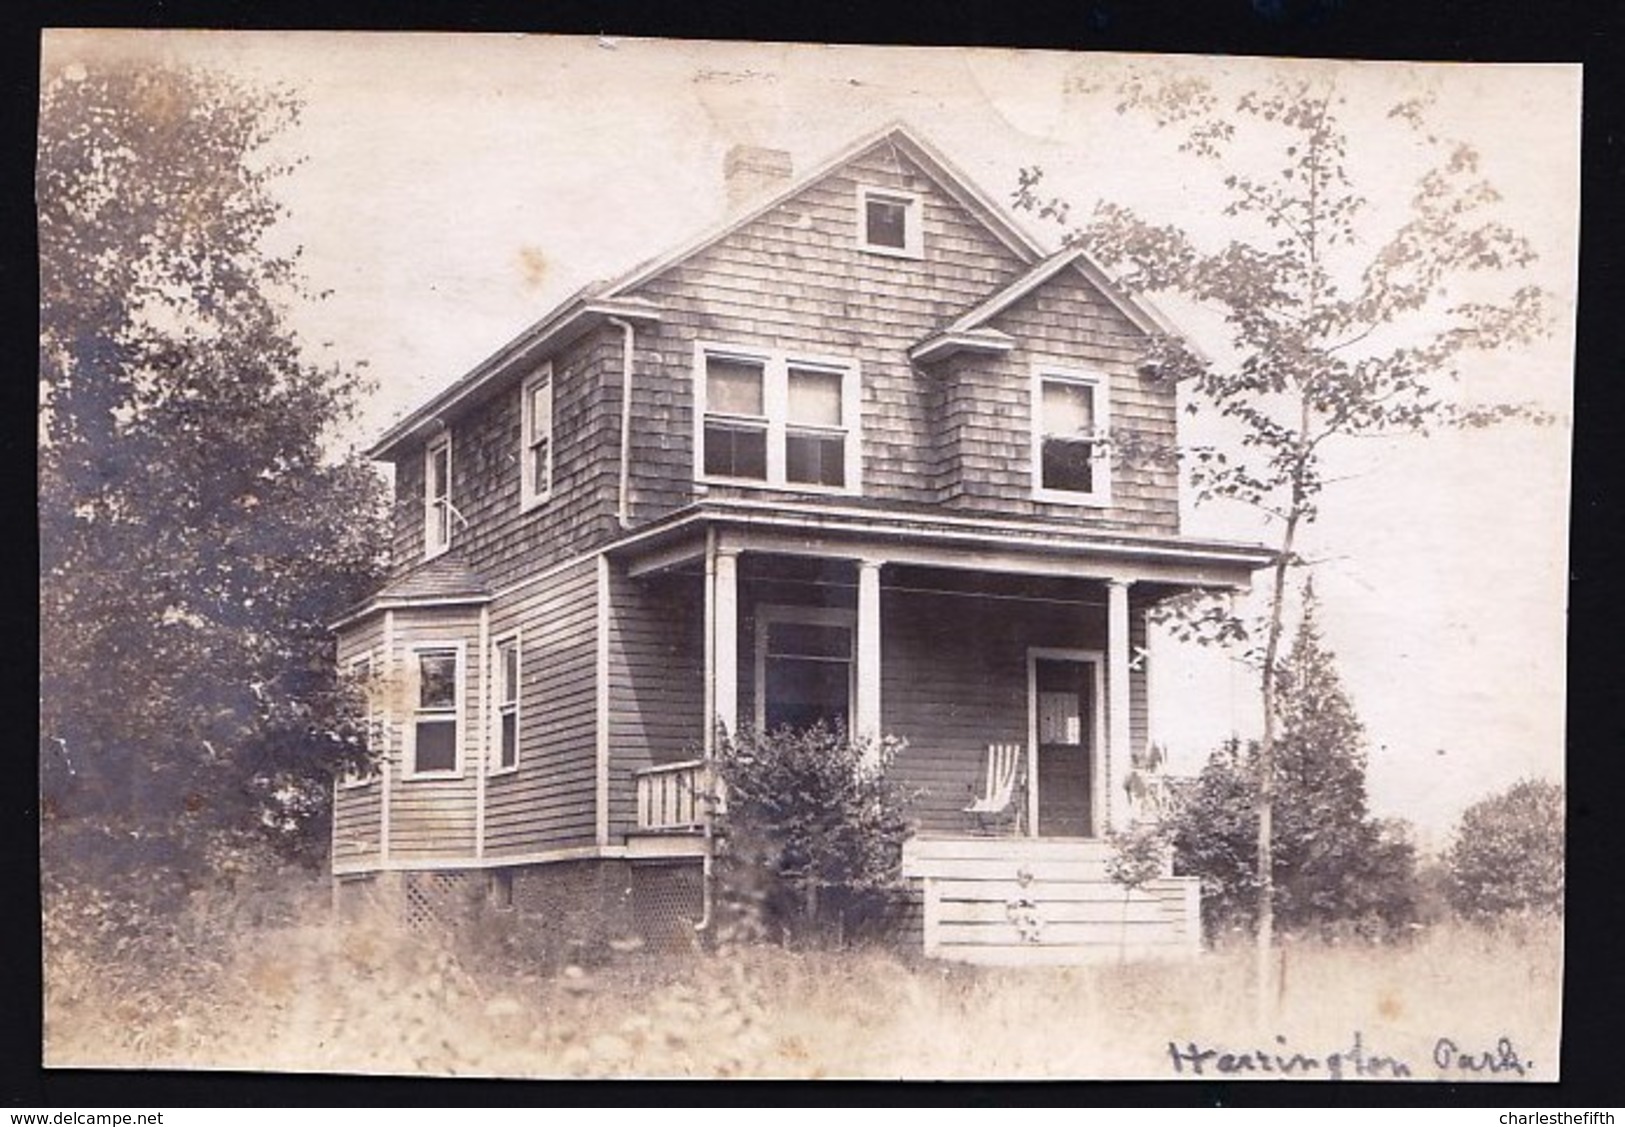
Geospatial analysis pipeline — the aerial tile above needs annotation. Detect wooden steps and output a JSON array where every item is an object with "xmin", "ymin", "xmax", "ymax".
[{"xmin": 903, "ymin": 836, "xmax": 1201, "ymax": 965}]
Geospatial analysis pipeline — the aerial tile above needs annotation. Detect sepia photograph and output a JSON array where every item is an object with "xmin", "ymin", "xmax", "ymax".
[{"xmin": 38, "ymin": 29, "xmax": 1575, "ymax": 1081}]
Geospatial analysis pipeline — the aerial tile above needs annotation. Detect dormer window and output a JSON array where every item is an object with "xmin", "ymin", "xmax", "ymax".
[
  {"xmin": 1032, "ymin": 367, "xmax": 1111, "ymax": 506},
  {"xmin": 857, "ymin": 186, "xmax": 922, "ymax": 258},
  {"xmin": 520, "ymin": 365, "xmax": 553, "ymax": 510},
  {"xmin": 424, "ymin": 433, "xmax": 453, "ymax": 558}
]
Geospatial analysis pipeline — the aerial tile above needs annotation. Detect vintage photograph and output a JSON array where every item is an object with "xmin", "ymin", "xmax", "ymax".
[{"xmin": 39, "ymin": 31, "xmax": 1574, "ymax": 1080}]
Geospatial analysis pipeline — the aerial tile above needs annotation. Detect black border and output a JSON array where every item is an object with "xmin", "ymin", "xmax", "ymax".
[{"xmin": 11, "ymin": 0, "xmax": 1623, "ymax": 1108}]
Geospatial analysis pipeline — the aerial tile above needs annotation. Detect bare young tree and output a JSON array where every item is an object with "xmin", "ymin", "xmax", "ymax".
[{"xmin": 1016, "ymin": 70, "xmax": 1554, "ymax": 1016}]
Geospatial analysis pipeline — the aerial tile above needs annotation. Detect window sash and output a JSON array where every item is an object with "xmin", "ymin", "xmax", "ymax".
[
  {"xmin": 1033, "ymin": 370, "xmax": 1110, "ymax": 502},
  {"xmin": 425, "ymin": 437, "xmax": 452, "ymax": 552},
  {"xmin": 495, "ymin": 638, "xmax": 520, "ymax": 771},
  {"xmin": 410, "ymin": 646, "xmax": 461, "ymax": 777},
  {"xmin": 699, "ymin": 347, "xmax": 855, "ymax": 491},
  {"xmin": 521, "ymin": 369, "xmax": 553, "ymax": 507}
]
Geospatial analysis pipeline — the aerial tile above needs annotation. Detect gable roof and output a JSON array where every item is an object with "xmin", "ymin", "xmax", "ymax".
[
  {"xmin": 909, "ymin": 246, "xmax": 1187, "ymax": 364},
  {"xmin": 367, "ymin": 122, "xmax": 1184, "ymax": 461}
]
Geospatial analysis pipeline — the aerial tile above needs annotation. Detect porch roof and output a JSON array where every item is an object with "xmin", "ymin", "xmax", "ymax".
[{"xmin": 605, "ymin": 497, "xmax": 1273, "ymax": 589}]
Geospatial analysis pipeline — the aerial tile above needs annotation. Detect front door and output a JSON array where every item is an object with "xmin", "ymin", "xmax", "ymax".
[{"xmin": 1031, "ymin": 654, "xmax": 1097, "ymax": 837}]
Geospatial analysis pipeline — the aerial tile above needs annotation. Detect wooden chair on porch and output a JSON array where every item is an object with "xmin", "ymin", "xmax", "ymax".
[{"xmin": 964, "ymin": 743, "xmax": 1024, "ymax": 835}]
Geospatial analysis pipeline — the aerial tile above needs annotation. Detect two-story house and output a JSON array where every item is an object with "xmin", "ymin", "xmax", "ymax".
[{"xmin": 330, "ymin": 123, "xmax": 1271, "ymax": 964}]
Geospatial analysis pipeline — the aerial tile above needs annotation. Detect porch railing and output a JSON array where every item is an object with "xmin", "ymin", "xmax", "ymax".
[{"xmin": 633, "ymin": 758, "xmax": 722, "ymax": 832}]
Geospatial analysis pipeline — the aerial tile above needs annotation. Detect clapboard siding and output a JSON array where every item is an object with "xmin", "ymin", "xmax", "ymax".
[
  {"xmin": 605, "ymin": 564, "xmax": 706, "ymax": 839},
  {"xmin": 481, "ymin": 555, "xmax": 601, "ymax": 855},
  {"xmin": 384, "ymin": 607, "xmax": 482, "ymax": 860},
  {"xmin": 883, "ymin": 582, "xmax": 1114, "ymax": 835}
]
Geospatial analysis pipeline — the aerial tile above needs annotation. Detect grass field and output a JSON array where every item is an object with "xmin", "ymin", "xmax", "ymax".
[{"xmin": 43, "ymin": 879, "xmax": 1561, "ymax": 1081}]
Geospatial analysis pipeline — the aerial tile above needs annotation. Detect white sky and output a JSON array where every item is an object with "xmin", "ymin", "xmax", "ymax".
[{"xmin": 43, "ymin": 31, "xmax": 1578, "ymax": 847}]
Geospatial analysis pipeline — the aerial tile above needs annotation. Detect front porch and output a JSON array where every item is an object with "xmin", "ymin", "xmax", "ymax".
[{"xmin": 607, "ymin": 500, "xmax": 1268, "ymax": 959}]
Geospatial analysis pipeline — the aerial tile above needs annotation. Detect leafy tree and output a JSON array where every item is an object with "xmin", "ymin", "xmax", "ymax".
[
  {"xmin": 714, "ymin": 723, "xmax": 913, "ymax": 944},
  {"xmin": 38, "ymin": 58, "xmax": 387, "ymax": 873},
  {"xmin": 1445, "ymin": 779, "xmax": 1563, "ymax": 921},
  {"xmin": 1168, "ymin": 591, "xmax": 1418, "ymax": 940},
  {"xmin": 1015, "ymin": 71, "xmax": 1550, "ymax": 988}
]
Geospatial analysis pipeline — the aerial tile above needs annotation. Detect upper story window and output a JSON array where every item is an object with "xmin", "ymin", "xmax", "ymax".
[
  {"xmin": 695, "ymin": 344, "xmax": 860, "ymax": 494},
  {"xmin": 424, "ymin": 433, "xmax": 453, "ymax": 558},
  {"xmin": 493, "ymin": 635, "xmax": 520, "ymax": 773},
  {"xmin": 1032, "ymin": 367, "xmax": 1112, "ymax": 506},
  {"xmin": 407, "ymin": 644, "xmax": 462, "ymax": 778},
  {"xmin": 857, "ymin": 186, "xmax": 923, "ymax": 258},
  {"xmin": 520, "ymin": 365, "xmax": 553, "ymax": 510}
]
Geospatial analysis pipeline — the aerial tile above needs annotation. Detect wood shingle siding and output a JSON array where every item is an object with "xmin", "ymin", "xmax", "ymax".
[
  {"xmin": 388, "ymin": 329, "xmax": 622, "ymax": 590},
  {"xmin": 485, "ymin": 555, "xmax": 602, "ymax": 854},
  {"xmin": 620, "ymin": 145, "xmax": 1033, "ymax": 520}
]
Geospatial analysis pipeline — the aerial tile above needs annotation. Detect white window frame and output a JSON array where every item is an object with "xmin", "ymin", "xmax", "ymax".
[
  {"xmin": 341, "ymin": 653, "xmax": 380, "ymax": 789},
  {"xmin": 856, "ymin": 185, "xmax": 923, "ymax": 259},
  {"xmin": 1031, "ymin": 366, "xmax": 1113, "ymax": 507},
  {"xmin": 491, "ymin": 632, "xmax": 521, "ymax": 775},
  {"xmin": 424, "ymin": 432, "xmax": 454, "ymax": 559},
  {"xmin": 753, "ymin": 604, "xmax": 858, "ymax": 732},
  {"xmin": 520, "ymin": 364, "xmax": 553, "ymax": 511},
  {"xmin": 404, "ymin": 641, "xmax": 465, "ymax": 780},
  {"xmin": 693, "ymin": 342, "xmax": 862, "ymax": 496}
]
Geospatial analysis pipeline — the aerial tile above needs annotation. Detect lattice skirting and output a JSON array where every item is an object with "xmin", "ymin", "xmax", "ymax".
[
  {"xmin": 401, "ymin": 870, "xmax": 484, "ymax": 931},
  {"xmin": 629, "ymin": 862, "xmax": 705, "ymax": 952}
]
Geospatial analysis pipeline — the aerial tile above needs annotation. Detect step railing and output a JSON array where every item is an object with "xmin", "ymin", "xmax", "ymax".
[{"xmin": 633, "ymin": 758, "xmax": 722, "ymax": 832}]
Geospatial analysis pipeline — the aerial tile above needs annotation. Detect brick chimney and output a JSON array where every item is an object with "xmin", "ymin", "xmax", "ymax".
[{"xmin": 723, "ymin": 143, "xmax": 793, "ymax": 213}]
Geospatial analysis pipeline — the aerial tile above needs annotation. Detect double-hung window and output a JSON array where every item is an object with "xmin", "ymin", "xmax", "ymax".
[
  {"xmin": 493, "ymin": 635, "xmax": 520, "ymax": 773},
  {"xmin": 755, "ymin": 606, "xmax": 856, "ymax": 733},
  {"xmin": 696, "ymin": 345, "xmax": 859, "ymax": 493},
  {"xmin": 408, "ymin": 645, "xmax": 462, "ymax": 777},
  {"xmin": 520, "ymin": 365, "xmax": 553, "ymax": 510},
  {"xmin": 424, "ymin": 434, "xmax": 453, "ymax": 558},
  {"xmin": 1032, "ymin": 367, "xmax": 1111, "ymax": 505}
]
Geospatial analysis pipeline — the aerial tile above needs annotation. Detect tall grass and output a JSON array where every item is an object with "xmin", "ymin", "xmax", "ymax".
[{"xmin": 44, "ymin": 876, "xmax": 1561, "ymax": 1080}]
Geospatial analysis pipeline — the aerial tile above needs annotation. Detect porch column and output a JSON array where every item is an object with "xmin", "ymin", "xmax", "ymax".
[
  {"xmin": 855, "ymin": 558, "xmax": 883, "ymax": 756},
  {"xmin": 713, "ymin": 547, "xmax": 740, "ymax": 739},
  {"xmin": 1106, "ymin": 577, "xmax": 1133, "ymax": 833}
]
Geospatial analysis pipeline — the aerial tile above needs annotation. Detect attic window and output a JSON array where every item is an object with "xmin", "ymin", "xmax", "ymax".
[{"xmin": 857, "ymin": 186, "xmax": 922, "ymax": 258}]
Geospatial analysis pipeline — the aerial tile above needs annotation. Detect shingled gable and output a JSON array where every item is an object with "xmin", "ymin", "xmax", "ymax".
[{"xmin": 365, "ymin": 121, "xmax": 1181, "ymax": 462}]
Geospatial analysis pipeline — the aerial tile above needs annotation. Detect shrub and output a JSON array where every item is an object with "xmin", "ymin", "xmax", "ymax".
[
  {"xmin": 1445, "ymin": 778, "xmax": 1563, "ymax": 921},
  {"xmin": 713, "ymin": 723, "xmax": 913, "ymax": 945}
]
